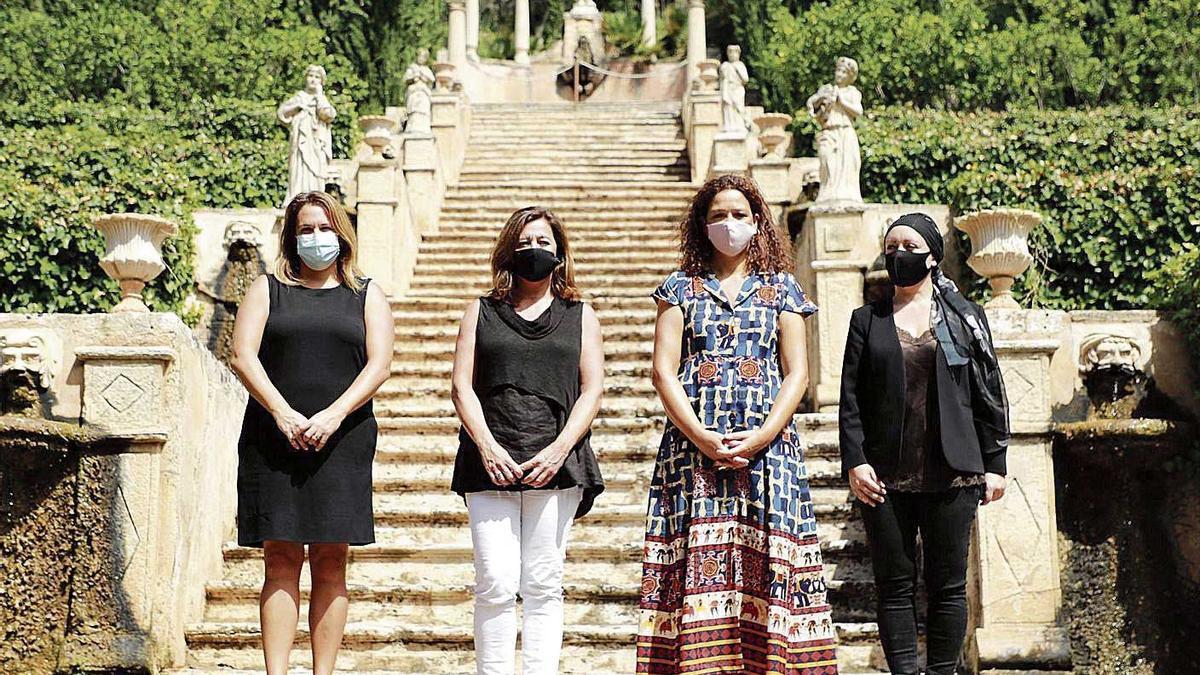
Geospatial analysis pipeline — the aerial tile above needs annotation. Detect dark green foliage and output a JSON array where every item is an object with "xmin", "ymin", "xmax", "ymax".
[
  {"xmin": 1149, "ymin": 246, "xmax": 1200, "ymax": 388},
  {"xmin": 832, "ymin": 105, "xmax": 1200, "ymax": 310},
  {"xmin": 0, "ymin": 100, "xmax": 311, "ymax": 315}
]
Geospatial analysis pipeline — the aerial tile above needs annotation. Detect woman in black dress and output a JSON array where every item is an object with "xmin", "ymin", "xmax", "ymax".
[
  {"xmin": 230, "ymin": 191, "xmax": 394, "ymax": 675},
  {"xmin": 450, "ymin": 206, "xmax": 605, "ymax": 675},
  {"xmin": 838, "ymin": 212, "xmax": 1010, "ymax": 675}
]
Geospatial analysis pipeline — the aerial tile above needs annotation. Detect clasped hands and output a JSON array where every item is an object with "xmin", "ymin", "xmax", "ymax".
[
  {"xmin": 481, "ymin": 441, "xmax": 568, "ymax": 489},
  {"xmin": 273, "ymin": 406, "xmax": 344, "ymax": 452},
  {"xmin": 695, "ymin": 428, "xmax": 768, "ymax": 470}
]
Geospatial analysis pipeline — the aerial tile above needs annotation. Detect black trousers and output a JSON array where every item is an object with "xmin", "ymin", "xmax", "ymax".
[{"xmin": 858, "ymin": 484, "xmax": 983, "ymax": 675}]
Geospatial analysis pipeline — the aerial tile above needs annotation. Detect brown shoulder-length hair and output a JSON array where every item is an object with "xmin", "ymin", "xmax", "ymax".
[
  {"xmin": 679, "ymin": 173, "xmax": 792, "ymax": 276},
  {"xmin": 488, "ymin": 206, "xmax": 581, "ymax": 303},
  {"xmin": 275, "ymin": 191, "xmax": 365, "ymax": 292}
]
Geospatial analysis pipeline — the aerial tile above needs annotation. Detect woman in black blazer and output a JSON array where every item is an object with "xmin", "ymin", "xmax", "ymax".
[{"xmin": 838, "ymin": 212, "xmax": 1010, "ymax": 675}]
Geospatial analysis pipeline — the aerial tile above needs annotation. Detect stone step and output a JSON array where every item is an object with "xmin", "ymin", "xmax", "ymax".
[
  {"xmin": 182, "ymin": 621, "xmax": 885, "ymax": 672},
  {"xmin": 372, "ymin": 412, "xmax": 840, "ymax": 438},
  {"xmin": 446, "ymin": 178, "xmax": 694, "ymax": 191},
  {"xmin": 466, "ymin": 129, "xmax": 683, "ymax": 140},
  {"xmin": 464, "ymin": 148, "xmax": 687, "ymax": 160},
  {"xmin": 385, "ymin": 355, "xmax": 657, "ymax": 378},
  {"xmin": 218, "ymin": 537, "xmax": 868, "ymax": 591},
  {"xmin": 374, "ymin": 396, "xmax": 659, "ymax": 419},
  {"xmin": 461, "ymin": 157, "xmax": 686, "ymax": 169},
  {"xmin": 368, "ymin": 455, "xmax": 850, "ymax": 499},
  {"xmin": 442, "ymin": 184, "xmax": 697, "ymax": 199},
  {"xmin": 407, "ymin": 273, "xmax": 663, "ymax": 290},
  {"xmin": 378, "ymin": 372, "xmax": 656, "ymax": 398},
  {"xmin": 201, "ymin": 576, "xmax": 877, "ymax": 625},
  {"xmin": 437, "ymin": 204, "xmax": 688, "ymax": 218},
  {"xmin": 436, "ymin": 217, "xmax": 683, "ymax": 233},
  {"xmin": 411, "ymin": 258, "xmax": 678, "ymax": 275},
  {"xmin": 412, "ymin": 231, "xmax": 680, "ymax": 247},
  {"xmin": 457, "ymin": 173, "xmax": 686, "ymax": 185},
  {"xmin": 390, "ymin": 294, "xmax": 665, "ymax": 312},
  {"xmin": 399, "ymin": 287, "xmax": 663, "ymax": 301},
  {"xmin": 417, "ymin": 241, "xmax": 681, "ymax": 258}
]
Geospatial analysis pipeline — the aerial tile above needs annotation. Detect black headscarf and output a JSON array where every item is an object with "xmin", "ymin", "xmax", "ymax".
[{"xmin": 885, "ymin": 213, "xmax": 999, "ymax": 371}]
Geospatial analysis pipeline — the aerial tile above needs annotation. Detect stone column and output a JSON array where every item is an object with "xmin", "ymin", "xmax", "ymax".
[
  {"xmin": 465, "ymin": 0, "xmax": 480, "ymax": 60},
  {"xmin": 686, "ymin": 0, "xmax": 707, "ymax": 83},
  {"xmin": 514, "ymin": 0, "xmax": 531, "ymax": 66},
  {"xmin": 642, "ymin": 0, "xmax": 657, "ymax": 47},
  {"xmin": 448, "ymin": 0, "xmax": 468, "ymax": 70},
  {"xmin": 967, "ymin": 309, "xmax": 1072, "ymax": 672}
]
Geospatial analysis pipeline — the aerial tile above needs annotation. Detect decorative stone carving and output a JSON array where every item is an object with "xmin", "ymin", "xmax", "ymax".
[
  {"xmin": 695, "ymin": 59, "xmax": 719, "ymax": 92},
  {"xmin": 0, "ymin": 330, "xmax": 60, "ymax": 391},
  {"xmin": 359, "ymin": 115, "xmax": 398, "ymax": 159},
  {"xmin": 806, "ymin": 56, "xmax": 863, "ymax": 203},
  {"xmin": 954, "ymin": 208, "xmax": 1042, "ymax": 309},
  {"xmin": 1079, "ymin": 332, "xmax": 1146, "ymax": 374},
  {"xmin": 404, "ymin": 49, "xmax": 436, "ymax": 135},
  {"xmin": 754, "ymin": 112, "xmax": 792, "ymax": 158},
  {"xmin": 93, "ymin": 213, "xmax": 179, "ymax": 313},
  {"xmin": 222, "ymin": 220, "xmax": 263, "ymax": 250},
  {"xmin": 719, "ymin": 45, "xmax": 750, "ymax": 134},
  {"xmin": 277, "ymin": 64, "xmax": 337, "ymax": 206},
  {"xmin": 76, "ymin": 347, "xmax": 174, "ymax": 444}
]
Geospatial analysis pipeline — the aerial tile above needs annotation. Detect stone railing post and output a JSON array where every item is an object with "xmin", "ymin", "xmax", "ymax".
[
  {"xmin": 432, "ymin": 80, "xmax": 469, "ymax": 187},
  {"xmin": 966, "ymin": 308, "xmax": 1072, "ymax": 671},
  {"xmin": 686, "ymin": 80, "xmax": 720, "ymax": 185},
  {"xmin": 354, "ymin": 116, "xmax": 409, "ymax": 296}
]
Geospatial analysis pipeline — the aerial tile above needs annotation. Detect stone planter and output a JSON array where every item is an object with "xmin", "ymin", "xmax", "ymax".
[
  {"xmin": 954, "ymin": 208, "xmax": 1042, "ymax": 308},
  {"xmin": 359, "ymin": 115, "xmax": 398, "ymax": 158},
  {"xmin": 93, "ymin": 213, "xmax": 179, "ymax": 313},
  {"xmin": 696, "ymin": 59, "xmax": 720, "ymax": 92},
  {"xmin": 433, "ymin": 62, "xmax": 458, "ymax": 92},
  {"xmin": 754, "ymin": 112, "xmax": 792, "ymax": 158}
]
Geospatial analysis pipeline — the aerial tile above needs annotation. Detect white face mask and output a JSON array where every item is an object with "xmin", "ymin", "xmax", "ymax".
[
  {"xmin": 296, "ymin": 230, "xmax": 340, "ymax": 271},
  {"xmin": 706, "ymin": 216, "xmax": 758, "ymax": 256}
]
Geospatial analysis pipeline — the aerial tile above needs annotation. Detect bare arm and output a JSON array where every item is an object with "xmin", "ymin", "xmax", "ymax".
[
  {"xmin": 450, "ymin": 299, "xmax": 523, "ymax": 485},
  {"xmin": 299, "ymin": 281, "xmax": 395, "ymax": 450},
  {"xmin": 725, "ymin": 311, "xmax": 809, "ymax": 458},
  {"xmin": 522, "ymin": 303, "xmax": 605, "ymax": 487},
  {"xmin": 651, "ymin": 301, "xmax": 747, "ymax": 469},
  {"xmin": 229, "ymin": 275, "xmax": 305, "ymax": 450}
]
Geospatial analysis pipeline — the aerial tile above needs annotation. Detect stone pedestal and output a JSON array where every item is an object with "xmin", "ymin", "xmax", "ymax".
[
  {"xmin": 749, "ymin": 157, "xmax": 791, "ymax": 220},
  {"xmin": 710, "ymin": 130, "xmax": 750, "ymax": 177},
  {"xmin": 687, "ymin": 92, "xmax": 720, "ymax": 184},
  {"xmin": 403, "ymin": 133, "xmax": 442, "ymax": 237},
  {"xmin": 967, "ymin": 308, "xmax": 1072, "ymax": 671},
  {"xmin": 432, "ymin": 91, "xmax": 465, "ymax": 186},
  {"xmin": 355, "ymin": 158, "xmax": 401, "ymax": 295}
]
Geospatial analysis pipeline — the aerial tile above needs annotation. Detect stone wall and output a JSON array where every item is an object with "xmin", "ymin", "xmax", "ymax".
[{"xmin": 0, "ymin": 313, "xmax": 246, "ymax": 673}]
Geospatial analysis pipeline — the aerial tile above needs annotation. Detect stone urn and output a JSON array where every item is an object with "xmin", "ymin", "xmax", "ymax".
[
  {"xmin": 954, "ymin": 208, "xmax": 1042, "ymax": 308},
  {"xmin": 433, "ymin": 62, "xmax": 458, "ymax": 92},
  {"xmin": 754, "ymin": 112, "xmax": 792, "ymax": 158},
  {"xmin": 93, "ymin": 213, "xmax": 179, "ymax": 313},
  {"xmin": 359, "ymin": 115, "xmax": 398, "ymax": 158},
  {"xmin": 696, "ymin": 59, "xmax": 720, "ymax": 92}
]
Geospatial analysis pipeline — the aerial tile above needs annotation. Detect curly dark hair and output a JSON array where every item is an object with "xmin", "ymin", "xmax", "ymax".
[{"xmin": 678, "ymin": 174, "xmax": 792, "ymax": 276}]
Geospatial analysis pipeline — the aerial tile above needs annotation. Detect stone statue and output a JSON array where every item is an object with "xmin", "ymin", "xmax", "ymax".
[
  {"xmin": 806, "ymin": 56, "xmax": 863, "ymax": 203},
  {"xmin": 404, "ymin": 49, "xmax": 436, "ymax": 135},
  {"xmin": 209, "ymin": 221, "xmax": 266, "ymax": 364},
  {"xmin": 719, "ymin": 45, "xmax": 751, "ymax": 133},
  {"xmin": 277, "ymin": 64, "xmax": 337, "ymax": 207}
]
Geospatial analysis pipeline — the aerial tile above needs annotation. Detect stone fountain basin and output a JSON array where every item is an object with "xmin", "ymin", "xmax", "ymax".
[
  {"xmin": 0, "ymin": 416, "xmax": 165, "ymax": 455},
  {"xmin": 1054, "ymin": 418, "xmax": 1190, "ymax": 470}
]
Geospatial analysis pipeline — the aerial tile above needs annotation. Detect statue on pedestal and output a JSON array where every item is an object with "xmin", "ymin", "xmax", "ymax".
[
  {"xmin": 806, "ymin": 56, "xmax": 863, "ymax": 203},
  {"xmin": 719, "ymin": 45, "xmax": 751, "ymax": 134},
  {"xmin": 277, "ymin": 64, "xmax": 337, "ymax": 206},
  {"xmin": 404, "ymin": 49, "xmax": 436, "ymax": 135}
]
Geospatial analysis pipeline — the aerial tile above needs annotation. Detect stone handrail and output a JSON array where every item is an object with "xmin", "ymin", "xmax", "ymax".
[{"xmin": 353, "ymin": 88, "xmax": 472, "ymax": 297}]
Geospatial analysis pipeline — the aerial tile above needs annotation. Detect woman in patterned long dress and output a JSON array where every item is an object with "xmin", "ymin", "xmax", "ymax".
[{"xmin": 636, "ymin": 174, "xmax": 839, "ymax": 674}]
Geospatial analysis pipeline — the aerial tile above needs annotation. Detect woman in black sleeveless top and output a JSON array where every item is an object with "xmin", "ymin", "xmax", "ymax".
[
  {"xmin": 230, "ymin": 192, "xmax": 394, "ymax": 675},
  {"xmin": 450, "ymin": 206, "xmax": 604, "ymax": 675}
]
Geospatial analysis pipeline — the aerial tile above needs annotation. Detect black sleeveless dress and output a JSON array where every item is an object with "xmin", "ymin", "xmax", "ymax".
[
  {"xmin": 451, "ymin": 296, "xmax": 604, "ymax": 519},
  {"xmin": 236, "ymin": 275, "xmax": 377, "ymax": 547}
]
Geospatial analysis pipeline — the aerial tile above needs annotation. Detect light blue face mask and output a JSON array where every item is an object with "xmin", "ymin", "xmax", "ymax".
[{"xmin": 296, "ymin": 230, "xmax": 340, "ymax": 270}]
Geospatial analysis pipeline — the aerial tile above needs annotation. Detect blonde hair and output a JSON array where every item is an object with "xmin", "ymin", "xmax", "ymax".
[
  {"xmin": 275, "ymin": 191, "xmax": 365, "ymax": 293},
  {"xmin": 488, "ymin": 206, "xmax": 581, "ymax": 303}
]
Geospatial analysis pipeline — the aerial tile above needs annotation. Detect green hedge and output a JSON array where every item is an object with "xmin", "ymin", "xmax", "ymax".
[
  {"xmin": 0, "ymin": 98, "xmax": 356, "ymax": 315},
  {"xmin": 798, "ymin": 105, "xmax": 1200, "ymax": 310},
  {"xmin": 1149, "ymin": 246, "xmax": 1200, "ymax": 387}
]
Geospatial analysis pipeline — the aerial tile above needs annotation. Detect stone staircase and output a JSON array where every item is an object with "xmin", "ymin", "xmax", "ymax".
[{"xmin": 177, "ymin": 102, "xmax": 885, "ymax": 673}]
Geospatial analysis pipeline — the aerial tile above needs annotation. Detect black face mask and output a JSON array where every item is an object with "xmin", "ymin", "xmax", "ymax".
[
  {"xmin": 885, "ymin": 250, "xmax": 933, "ymax": 287},
  {"xmin": 512, "ymin": 247, "xmax": 560, "ymax": 282}
]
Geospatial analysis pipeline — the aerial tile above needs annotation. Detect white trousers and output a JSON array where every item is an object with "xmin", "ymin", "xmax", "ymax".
[{"xmin": 466, "ymin": 487, "xmax": 582, "ymax": 675}]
